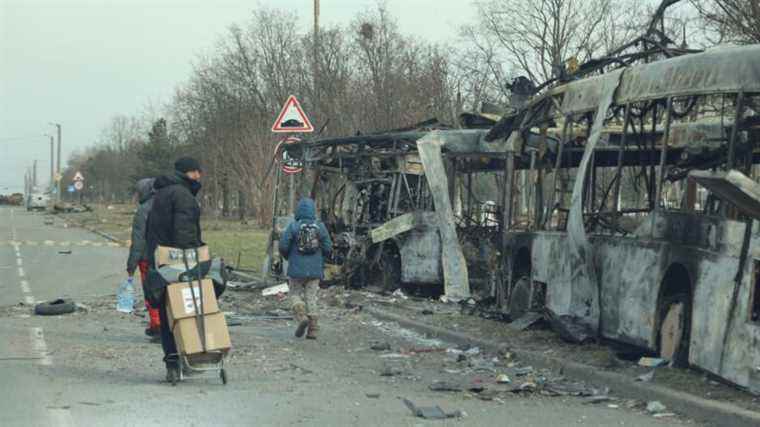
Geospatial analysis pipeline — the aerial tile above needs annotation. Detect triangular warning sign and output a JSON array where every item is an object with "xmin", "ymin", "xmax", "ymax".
[{"xmin": 272, "ymin": 95, "xmax": 314, "ymax": 133}]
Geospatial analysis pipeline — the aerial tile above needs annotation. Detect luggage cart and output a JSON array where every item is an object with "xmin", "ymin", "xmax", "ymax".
[
  {"xmin": 169, "ymin": 351, "xmax": 227, "ymax": 385},
  {"xmin": 166, "ymin": 247, "xmax": 229, "ymax": 386}
]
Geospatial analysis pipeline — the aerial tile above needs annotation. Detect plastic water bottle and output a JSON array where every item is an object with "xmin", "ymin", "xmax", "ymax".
[{"xmin": 116, "ymin": 278, "xmax": 135, "ymax": 313}]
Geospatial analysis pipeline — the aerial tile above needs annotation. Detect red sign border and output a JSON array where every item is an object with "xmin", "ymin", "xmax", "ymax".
[{"xmin": 271, "ymin": 95, "xmax": 314, "ymax": 133}]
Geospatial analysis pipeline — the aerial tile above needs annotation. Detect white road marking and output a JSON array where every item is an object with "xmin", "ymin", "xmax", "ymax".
[
  {"xmin": 24, "ymin": 295, "xmax": 35, "ymax": 305},
  {"xmin": 20, "ymin": 280, "xmax": 31, "ymax": 293},
  {"xmin": 30, "ymin": 327, "xmax": 52, "ymax": 366},
  {"xmin": 16, "ymin": 258, "xmax": 22, "ymax": 266},
  {"xmin": 18, "ymin": 267, "xmax": 25, "ymax": 277}
]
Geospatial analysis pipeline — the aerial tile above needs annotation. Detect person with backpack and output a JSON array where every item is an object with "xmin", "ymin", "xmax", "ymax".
[
  {"xmin": 126, "ymin": 177, "xmax": 159, "ymax": 339},
  {"xmin": 278, "ymin": 198, "xmax": 332, "ymax": 340}
]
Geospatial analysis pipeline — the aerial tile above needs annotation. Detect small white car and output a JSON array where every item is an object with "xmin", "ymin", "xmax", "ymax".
[{"xmin": 27, "ymin": 192, "xmax": 49, "ymax": 211}]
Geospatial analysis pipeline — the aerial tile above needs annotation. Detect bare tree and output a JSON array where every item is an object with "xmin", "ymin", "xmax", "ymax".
[{"xmin": 691, "ymin": 0, "xmax": 760, "ymax": 44}]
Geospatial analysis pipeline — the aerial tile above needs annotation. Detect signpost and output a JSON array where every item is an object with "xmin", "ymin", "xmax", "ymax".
[
  {"xmin": 271, "ymin": 95, "xmax": 313, "ymax": 214},
  {"xmin": 72, "ymin": 171, "xmax": 85, "ymax": 203},
  {"xmin": 279, "ymin": 136, "xmax": 303, "ymax": 175},
  {"xmin": 272, "ymin": 95, "xmax": 314, "ymax": 133}
]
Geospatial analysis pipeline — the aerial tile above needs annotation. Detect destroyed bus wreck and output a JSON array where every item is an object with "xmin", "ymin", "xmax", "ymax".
[
  {"xmin": 265, "ymin": 123, "xmax": 511, "ymax": 302},
  {"xmin": 492, "ymin": 44, "xmax": 760, "ymax": 392},
  {"xmin": 264, "ymin": 44, "xmax": 760, "ymax": 390}
]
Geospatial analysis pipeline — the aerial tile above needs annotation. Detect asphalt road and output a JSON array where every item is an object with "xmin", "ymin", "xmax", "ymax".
[{"xmin": 0, "ymin": 206, "xmax": 703, "ymax": 426}]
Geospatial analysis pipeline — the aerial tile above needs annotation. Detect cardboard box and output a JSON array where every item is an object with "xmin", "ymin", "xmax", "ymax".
[
  {"xmin": 173, "ymin": 312, "xmax": 231, "ymax": 355},
  {"xmin": 166, "ymin": 279, "xmax": 219, "ymax": 326},
  {"xmin": 155, "ymin": 245, "xmax": 210, "ymax": 268}
]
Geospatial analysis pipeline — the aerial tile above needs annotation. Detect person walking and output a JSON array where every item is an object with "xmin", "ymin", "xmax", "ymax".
[
  {"xmin": 278, "ymin": 198, "xmax": 332, "ymax": 340},
  {"xmin": 126, "ymin": 177, "xmax": 159, "ymax": 339},
  {"xmin": 146, "ymin": 157, "xmax": 204, "ymax": 381}
]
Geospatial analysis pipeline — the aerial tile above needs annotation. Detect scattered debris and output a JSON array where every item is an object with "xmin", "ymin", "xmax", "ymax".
[
  {"xmin": 34, "ymin": 298, "xmax": 77, "ymax": 316},
  {"xmin": 380, "ymin": 366, "xmax": 403, "ymax": 377},
  {"xmin": 365, "ymin": 393, "xmax": 380, "ymax": 399},
  {"xmin": 514, "ymin": 366, "xmax": 534, "ymax": 376},
  {"xmin": 430, "ymin": 381, "xmax": 463, "ymax": 392},
  {"xmin": 636, "ymin": 370, "xmax": 656, "ymax": 382},
  {"xmin": 370, "ymin": 342, "xmax": 391, "ymax": 351},
  {"xmin": 516, "ymin": 382, "xmax": 537, "ymax": 392},
  {"xmin": 262, "ymin": 283, "xmax": 289, "ymax": 296},
  {"xmin": 653, "ymin": 413, "xmax": 677, "ymax": 418},
  {"xmin": 378, "ymin": 353, "xmax": 410, "ymax": 359},
  {"xmin": 401, "ymin": 398, "xmax": 465, "ymax": 420},
  {"xmin": 583, "ymin": 395, "xmax": 613, "ymax": 405},
  {"xmin": 421, "ymin": 309, "xmax": 434, "ymax": 315},
  {"xmin": 58, "ymin": 250, "xmax": 72, "ymax": 255},
  {"xmin": 646, "ymin": 401, "xmax": 667, "ymax": 414},
  {"xmin": 638, "ymin": 357, "xmax": 668, "ymax": 368},
  {"xmin": 408, "ymin": 347, "xmax": 445, "ymax": 354},
  {"xmin": 544, "ymin": 309, "xmax": 595, "ymax": 344},
  {"xmin": 464, "ymin": 346, "xmax": 481, "ymax": 356},
  {"xmin": 508, "ymin": 312, "xmax": 544, "ymax": 331},
  {"xmin": 391, "ymin": 289, "xmax": 408, "ymax": 300}
]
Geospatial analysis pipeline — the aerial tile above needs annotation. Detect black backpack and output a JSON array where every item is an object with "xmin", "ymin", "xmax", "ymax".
[{"xmin": 296, "ymin": 222, "xmax": 321, "ymax": 255}]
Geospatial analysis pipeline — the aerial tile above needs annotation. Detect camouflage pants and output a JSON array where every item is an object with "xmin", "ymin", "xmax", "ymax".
[{"xmin": 289, "ymin": 278, "xmax": 320, "ymax": 317}]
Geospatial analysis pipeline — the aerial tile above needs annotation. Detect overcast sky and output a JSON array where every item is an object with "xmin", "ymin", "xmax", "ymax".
[{"xmin": 0, "ymin": 0, "xmax": 475, "ymax": 193}]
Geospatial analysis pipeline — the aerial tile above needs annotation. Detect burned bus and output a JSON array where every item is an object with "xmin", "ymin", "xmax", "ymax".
[
  {"xmin": 493, "ymin": 45, "xmax": 760, "ymax": 391},
  {"xmin": 265, "ymin": 122, "xmax": 512, "ymax": 302}
]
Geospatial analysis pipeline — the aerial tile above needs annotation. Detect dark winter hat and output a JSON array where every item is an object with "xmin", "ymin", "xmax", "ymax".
[{"xmin": 174, "ymin": 157, "xmax": 202, "ymax": 174}]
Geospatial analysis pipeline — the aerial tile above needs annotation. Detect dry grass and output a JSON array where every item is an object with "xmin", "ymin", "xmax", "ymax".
[{"xmin": 62, "ymin": 203, "xmax": 270, "ymax": 272}]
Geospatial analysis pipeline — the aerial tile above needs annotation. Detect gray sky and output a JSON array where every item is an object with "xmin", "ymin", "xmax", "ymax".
[{"xmin": 0, "ymin": 0, "xmax": 475, "ymax": 193}]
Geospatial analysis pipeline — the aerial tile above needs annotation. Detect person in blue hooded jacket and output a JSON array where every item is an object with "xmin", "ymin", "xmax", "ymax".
[{"xmin": 279, "ymin": 198, "xmax": 332, "ymax": 339}]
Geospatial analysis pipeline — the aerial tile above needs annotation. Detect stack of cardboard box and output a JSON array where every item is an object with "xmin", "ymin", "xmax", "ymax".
[{"xmin": 166, "ymin": 279, "xmax": 231, "ymax": 355}]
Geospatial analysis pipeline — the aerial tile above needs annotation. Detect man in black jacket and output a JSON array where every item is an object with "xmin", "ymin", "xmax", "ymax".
[{"xmin": 146, "ymin": 157, "xmax": 204, "ymax": 381}]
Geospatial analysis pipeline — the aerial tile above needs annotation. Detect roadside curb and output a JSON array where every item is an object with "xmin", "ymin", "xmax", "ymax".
[
  {"xmin": 60, "ymin": 219, "xmax": 124, "ymax": 245},
  {"xmin": 366, "ymin": 306, "xmax": 760, "ymax": 427}
]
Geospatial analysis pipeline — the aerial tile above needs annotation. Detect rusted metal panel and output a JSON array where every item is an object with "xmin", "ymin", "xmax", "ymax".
[
  {"xmin": 553, "ymin": 46, "xmax": 760, "ymax": 116},
  {"xmin": 691, "ymin": 170, "xmax": 760, "ymax": 220},
  {"xmin": 617, "ymin": 46, "xmax": 760, "ymax": 103},
  {"xmin": 418, "ymin": 132, "xmax": 471, "ymax": 301},
  {"xmin": 370, "ymin": 212, "xmax": 419, "ymax": 244},
  {"xmin": 564, "ymin": 69, "xmax": 624, "ymax": 328},
  {"xmin": 398, "ymin": 226, "xmax": 442, "ymax": 284}
]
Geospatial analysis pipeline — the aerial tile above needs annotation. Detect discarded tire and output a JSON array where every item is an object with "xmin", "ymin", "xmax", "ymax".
[{"xmin": 34, "ymin": 299, "xmax": 77, "ymax": 316}]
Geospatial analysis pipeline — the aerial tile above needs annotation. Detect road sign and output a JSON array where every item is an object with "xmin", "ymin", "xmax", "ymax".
[
  {"xmin": 73, "ymin": 171, "xmax": 84, "ymax": 181},
  {"xmin": 279, "ymin": 136, "xmax": 303, "ymax": 174},
  {"xmin": 271, "ymin": 95, "xmax": 314, "ymax": 133},
  {"xmin": 67, "ymin": 185, "xmax": 76, "ymax": 193},
  {"xmin": 74, "ymin": 181, "xmax": 84, "ymax": 191}
]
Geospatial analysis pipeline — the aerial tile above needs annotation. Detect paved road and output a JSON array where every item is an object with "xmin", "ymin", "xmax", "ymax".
[{"xmin": 0, "ymin": 206, "xmax": 703, "ymax": 426}]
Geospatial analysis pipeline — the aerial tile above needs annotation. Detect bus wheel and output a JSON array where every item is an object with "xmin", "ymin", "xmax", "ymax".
[
  {"xmin": 509, "ymin": 276, "xmax": 532, "ymax": 319},
  {"xmin": 658, "ymin": 293, "xmax": 690, "ymax": 367},
  {"xmin": 371, "ymin": 249, "xmax": 401, "ymax": 293}
]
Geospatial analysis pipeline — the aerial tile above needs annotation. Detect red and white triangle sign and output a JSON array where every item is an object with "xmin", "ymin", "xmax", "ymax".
[{"xmin": 271, "ymin": 95, "xmax": 314, "ymax": 133}]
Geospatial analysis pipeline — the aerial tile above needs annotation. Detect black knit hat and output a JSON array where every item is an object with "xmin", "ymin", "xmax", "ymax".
[{"xmin": 174, "ymin": 157, "xmax": 202, "ymax": 174}]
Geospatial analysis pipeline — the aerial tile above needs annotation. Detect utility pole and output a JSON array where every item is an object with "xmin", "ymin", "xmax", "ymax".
[
  {"xmin": 32, "ymin": 160, "xmax": 37, "ymax": 189},
  {"xmin": 313, "ymin": 0, "xmax": 320, "ymax": 106},
  {"xmin": 50, "ymin": 123, "xmax": 61, "ymax": 202},
  {"xmin": 47, "ymin": 134, "xmax": 54, "ymax": 190}
]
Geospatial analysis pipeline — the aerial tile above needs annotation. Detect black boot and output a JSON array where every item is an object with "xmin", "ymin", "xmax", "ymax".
[{"xmin": 164, "ymin": 356, "xmax": 180, "ymax": 385}]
